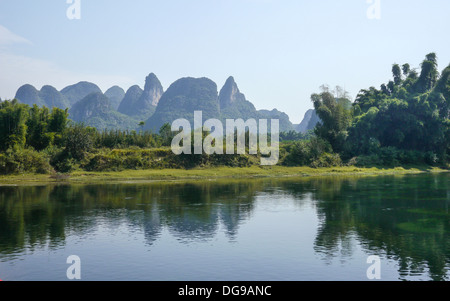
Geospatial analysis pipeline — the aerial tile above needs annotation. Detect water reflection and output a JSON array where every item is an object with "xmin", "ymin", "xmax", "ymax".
[{"xmin": 0, "ymin": 173, "xmax": 448, "ymax": 280}]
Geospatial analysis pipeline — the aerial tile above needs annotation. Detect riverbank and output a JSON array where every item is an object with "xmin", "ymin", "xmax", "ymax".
[{"xmin": 0, "ymin": 165, "xmax": 448, "ymax": 185}]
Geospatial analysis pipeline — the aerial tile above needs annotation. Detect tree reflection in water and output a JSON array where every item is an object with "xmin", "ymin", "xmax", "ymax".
[{"xmin": 0, "ymin": 173, "xmax": 448, "ymax": 280}]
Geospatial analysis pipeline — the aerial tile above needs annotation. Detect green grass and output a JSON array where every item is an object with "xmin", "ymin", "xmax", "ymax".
[{"xmin": 0, "ymin": 165, "xmax": 447, "ymax": 185}]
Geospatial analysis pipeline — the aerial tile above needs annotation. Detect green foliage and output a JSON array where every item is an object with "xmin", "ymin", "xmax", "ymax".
[
  {"xmin": 63, "ymin": 123, "xmax": 95, "ymax": 161},
  {"xmin": 310, "ymin": 152, "xmax": 342, "ymax": 168},
  {"xmin": 94, "ymin": 129, "xmax": 158, "ymax": 149},
  {"xmin": 346, "ymin": 53, "xmax": 449, "ymax": 165},
  {"xmin": 352, "ymin": 147, "xmax": 440, "ymax": 167},
  {"xmin": 0, "ymin": 52, "xmax": 448, "ymax": 175},
  {"xmin": 415, "ymin": 53, "xmax": 439, "ymax": 93},
  {"xmin": 0, "ymin": 148, "xmax": 53, "ymax": 175},
  {"xmin": 0, "ymin": 100, "xmax": 28, "ymax": 151},
  {"xmin": 159, "ymin": 123, "xmax": 174, "ymax": 147},
  {"xmin": 392, "ymin": 64, "xmax": 402, "ymax": 85},
  {"xmin": 312, "ymin": 91, "xmax": 352, "ymax": 153},
  {"xmin": 81, "ymin": 147, "xmax": 256, "ymax": 171},
  {"xmin": 280, "ymin": 130, "xmax": 305, "ymax": 141},
  {"xmin": 281, "ymin": 136, "xmax": 332, "ymax": 167}
]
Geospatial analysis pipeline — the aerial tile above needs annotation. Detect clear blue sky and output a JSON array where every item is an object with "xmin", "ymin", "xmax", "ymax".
[{"xmin": 0, "ymin": 0, "xmax": 449, "ymax": 123}]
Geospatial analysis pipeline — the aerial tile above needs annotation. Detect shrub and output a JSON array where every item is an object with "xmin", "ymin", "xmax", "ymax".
[
  {"xmin": 379, "ymin": 147, "xmax": 401, "ymax": 166},
  {"xmin": 282, "ymin": 141, "xmax": 311, "ymax": 166},
  {"xmin": 64, "ymin": 124, "xmax": 95, "ymax": 161},
  {"xmin": 281, "ymin": 136, "xmax": 332, "ymax": 167},
  {"xmin": 353, "ymin": 154, "xmax": 383, "ymax": 167},
  {"xmin": 83, "ymin": 153, "xmax": 123, "ymax": 172},
  {"xmin": 400, "ymin": 150, "xmax": 424, "ymax": 164},
  {"xmin": 0, "ymin": 148, "xmax": 53, "ymax": 175},
  {"xmin": 310, "ymin": 153, "xmax": 342, "ymax": 168},
  {"xmin": 424, "ymin": 151, "xmax": 438, "ymax": 165}
]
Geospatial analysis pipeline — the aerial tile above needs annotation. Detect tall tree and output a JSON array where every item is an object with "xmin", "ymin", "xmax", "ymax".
[
  {"xmin": 0, "ymin": 100, "xmax": 28, "ymax": 151},
  {"xmin": 392, "ymin": 64, "xmax": 402, "ymax": 85},
  {"xmin": 402, "ymin": 63, "xmax": 411, "ymax": 76},
  {"xmin": 311, "ymin": 90, "xmax": 352, "ymax": 153},
  {"xmin": 415, "ymin": 52, "xmax": 439, "ymax": 93}
]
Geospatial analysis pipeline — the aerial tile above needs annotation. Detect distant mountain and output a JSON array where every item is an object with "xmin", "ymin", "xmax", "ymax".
[
  {"xmin": 144, "ymin": 76, "xmax": 296, "ymax": 133},
  {"xmin": 118, "ymin": 73, "xmax": 163, "ymax": 120},
  {"xmin": 61, "ymin": 81, "xmax": 103, "ymax": 107},
  {"xmin": 69, "ymin": 92, "xmax": 139, "ymax": 130},
  {"xmin": 13, "ymin": 74, "xmax": 297, "ymax": 133},
  {"xmin": 104, "ymin": 86, "xmax": 125, "ymax": 111},
  {"xmin": 117, "ymin": 85, "xmax": 143, "ymax": 116},
  {"xmin": 39, "ymin": 85, "xmax": 70, "ymax": 109},
  {"xmin": 144, "ymin": 77, "xmax": 220, "ymax": 132},
  {"xmin": 296, "ymin": 109, "xmax": 320, "ymax": 133},
  {"xmin": 219, "ymin": 76, "xmax": 259, "ymax": 121},
  {"xmin": 15, "ymin": 84, "xmax": 70, "ymax": 109},
  {"xmin": 15, "ymin": 84, "xmax": 46, "ymax": 107},
  {"xmin": 141, "ymin": 73, "xmax": 164, "ymax": 107},
  {"xmin": 258, "ymin": 109, "xmax": 295, "ymax": 132}
]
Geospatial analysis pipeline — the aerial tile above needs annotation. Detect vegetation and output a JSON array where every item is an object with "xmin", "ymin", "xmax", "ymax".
[
  {"xmin": 0, "ymin": 53, "xmax": 448, "ymax": 177},
  {"xmin": 285, "ymin": 52, "xmax": 449, "ymax": 169}
]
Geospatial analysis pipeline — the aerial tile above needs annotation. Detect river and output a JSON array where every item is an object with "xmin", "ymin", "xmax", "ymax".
[{"xmin": 0, "ymin": 173, "xmax": 448, "ymax": 281}]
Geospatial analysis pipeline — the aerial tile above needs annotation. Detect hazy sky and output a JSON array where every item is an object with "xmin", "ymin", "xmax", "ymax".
[{"xmin": 0, "ymin": 0, "xmax": 449, "ymax": 123}]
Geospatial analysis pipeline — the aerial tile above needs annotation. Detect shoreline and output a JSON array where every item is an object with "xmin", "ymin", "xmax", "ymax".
[{"xmin": 0, "ymin": 165, "xmax": 448, "ymax": 185}]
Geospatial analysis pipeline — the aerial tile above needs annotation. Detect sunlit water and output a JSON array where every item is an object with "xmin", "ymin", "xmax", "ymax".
[{"xmin": 0, "ymin": 173, "xmax": 449, "ymax": 281}]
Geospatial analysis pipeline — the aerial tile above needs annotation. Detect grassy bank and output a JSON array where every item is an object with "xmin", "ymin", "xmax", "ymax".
[{"xmin": 0, "ymin": 165, "xmax": 447, "ymax": 185}]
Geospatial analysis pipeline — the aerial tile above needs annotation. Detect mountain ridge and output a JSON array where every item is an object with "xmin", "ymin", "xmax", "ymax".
[{"xmin": 13, "ymin": 74, "xmax": 308, "ymax": 133}]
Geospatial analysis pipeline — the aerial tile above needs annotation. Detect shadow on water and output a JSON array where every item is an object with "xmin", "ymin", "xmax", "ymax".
[{"xmin": 0, "ymin": 173, "xmax": 448, "ymax": 280}]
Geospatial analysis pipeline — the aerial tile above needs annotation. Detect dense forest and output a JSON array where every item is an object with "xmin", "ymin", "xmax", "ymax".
[{"xmin": 0, "ymin": 53, "xmax": 449, "ymax": 175}]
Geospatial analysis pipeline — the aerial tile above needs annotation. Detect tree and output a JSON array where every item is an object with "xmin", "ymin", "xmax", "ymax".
[
  {"xmin": 139, "ymin": 121, "xmax": 145, "ymax": 132},
  {"xmin": 402, "ymin": 63, "xmax": 411, "ymax": 76},
  {"xmin": 48, "ymin": 108, "xmax": 69, "ymax": 133},
  {"xmin": 392, "ymin": 64, "xmax": 402, "ymax": 85},
  {"xmin": 0, "ymin": 100, "xmax": 28, "ymax": 151},
  {"xmin": 415, "ymin": 52, "xmax": 439, "ymax": 93},
  {"xmin": 159, "ymin": 123, "xmax": 173, "ymax": 147},
  {"xmin": 26, "ymin": 105, "xmax": 51, "ymax": 151},
  {"xmin": 63, "ymin": 123, "xmax": 95, "ymax": 160},
  {"xmin": 346, "ymin": 53, "xmax": 449, "ymax": 164},
  {"xmin": 311, "ymin": 89, "xmax": 352, "ymax": 153}
]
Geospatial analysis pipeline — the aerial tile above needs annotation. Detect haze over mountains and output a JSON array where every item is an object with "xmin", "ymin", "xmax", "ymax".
[{"xmin": 13, "ymin": 73, "xmax": 319, "ymax": 133}]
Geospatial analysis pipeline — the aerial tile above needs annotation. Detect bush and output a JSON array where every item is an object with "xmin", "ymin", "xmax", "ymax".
[
  {"xmin": 0, "ymin": 148, "xmax": 53, "ymax": 175},
  {"xmin": 424, "ymin": 151, "xmax": 438, "ymax": 165},
  {"xmin": 82, "ymin": 148, "xmax": 175, "ymax": 171},
  {"xmin": 64, "ymin": 124, "xmax": 95, "ymax": 161},
  {"xmin": 350, "ymin": 147, "xmax": 441, "ymax": 167},
  {"xmin": 310, "ymin": 153, "xmax": 342, "ymax": 168},
  {"xmin": 48, "ymin": 148, "xmax": 78, "ymax": 173},
  {"xmin": 400, "ymin": 150, "xmax": 424, "ymax": 164},
  {"xmin": 352, "ymin": 154, "xmax": 383, "ymax": 167},
  {"xmin": 282, "ymin": 141, "xmax": 312, "ymax": 166},
  {"xmin": 379, "ymin": 147, "xmax": 401, "ymax": 166},
  {"xmin": 281, "ymin": 136, "xmax": 332, "ymax": 167},
  {"xmin": 83, "ymin": 153, "xmax": 123, "ymax": 172}
]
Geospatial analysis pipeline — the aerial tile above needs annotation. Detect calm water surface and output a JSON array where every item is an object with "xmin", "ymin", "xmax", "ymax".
[{"xmin": 0, "ymin": 173, "xmax": 449, "ymax": 281}]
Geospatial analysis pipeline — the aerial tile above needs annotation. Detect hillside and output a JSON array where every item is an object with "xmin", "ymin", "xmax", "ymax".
[{"xmin": 69, "ymin": 92, "xmax": 139, "ymax": 130}]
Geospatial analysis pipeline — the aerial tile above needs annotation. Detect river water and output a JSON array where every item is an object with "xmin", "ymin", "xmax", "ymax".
[{"xmin": 0, "ymin": 173, "xmax": 448, "ymax": 281}]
